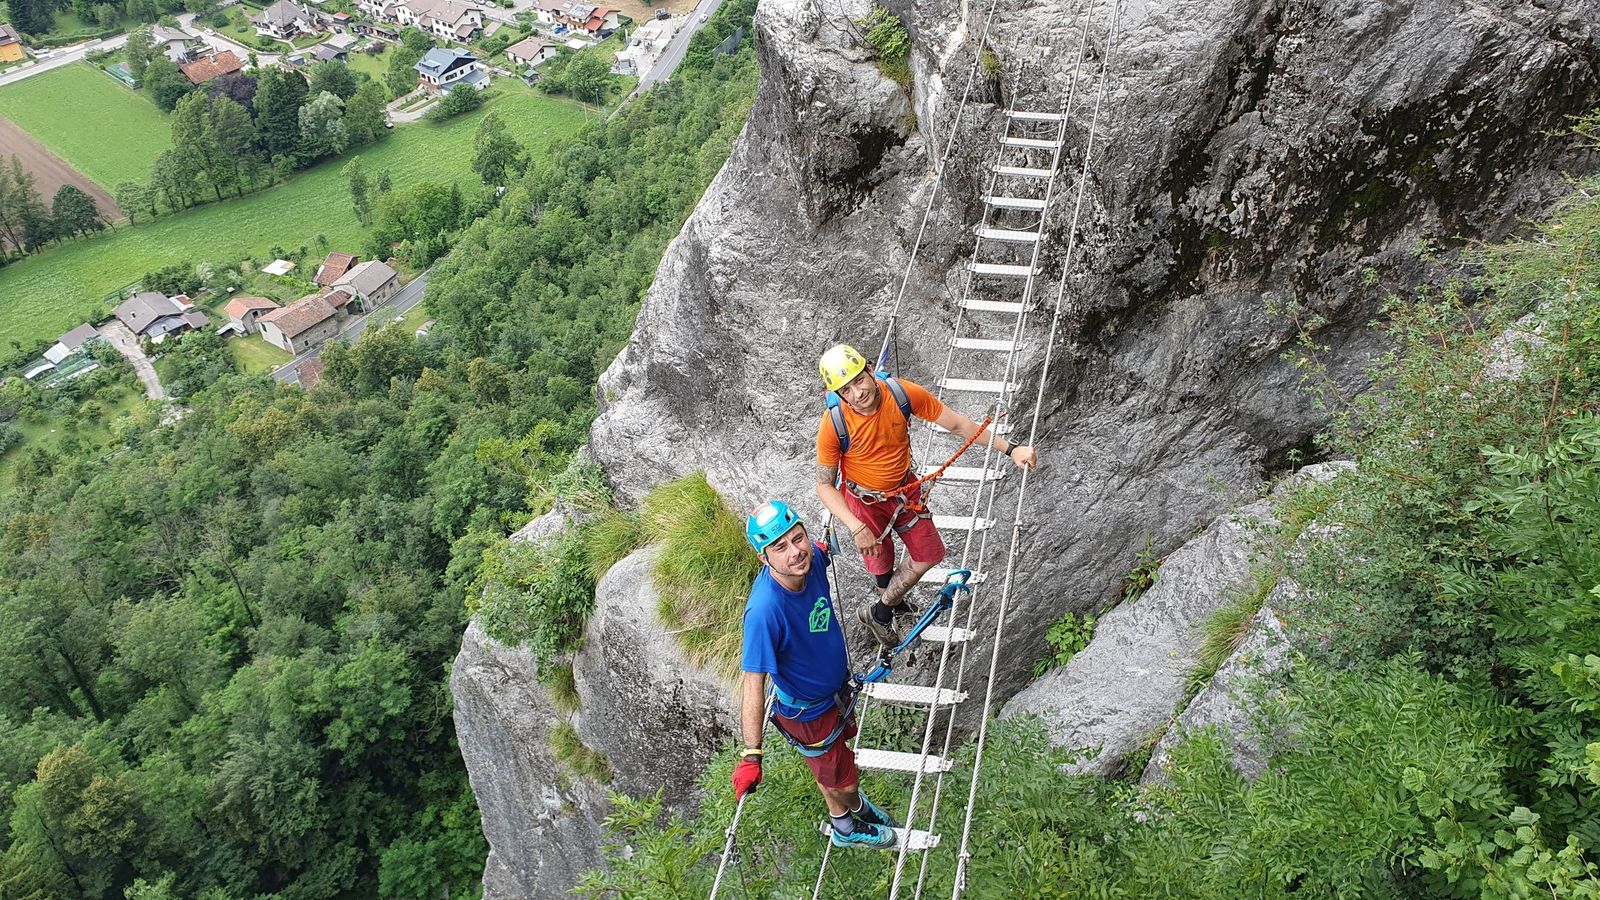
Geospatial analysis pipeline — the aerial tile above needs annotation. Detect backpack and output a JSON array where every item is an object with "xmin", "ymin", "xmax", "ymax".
[{"xmin": 825, "ymin": 372, "xmax": 913, "ymax": 456}]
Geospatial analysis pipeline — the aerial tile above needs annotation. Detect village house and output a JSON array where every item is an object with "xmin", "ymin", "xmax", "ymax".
[
  {"xmin": 258, "ymin": 293, "xmax": 341, "ymax": 354},
  {"xmin": 180, "ymin": 50, "xmax": 244, "ymax": 85},
  {"xmin": 151, "ymin": 25, "xmax": 199, "ymax": 63},
  {"xmin": 223, "ymin": 296, "xmax": 281, "ymax": 335},
  {"xmin": 314, "ymin": 251, "xmax": 359, "ymax": 286},
  {"xmin": 45, "ymin": 324, "xmax": 101, "ymax": 365},
  {"xmin": 504, "ymin": 35, "xmax": 556, "ymax": 71},
  {"xmin": 613, "ymin": 17, "xmax": 675, "ymax": 76},
  {"xmin": 0, "ymin": 24, "xmax": 25, "ymax": 64},
  {"xmin": 414, "ymin": 48, "xmax": 489, "ymax": 92},
  {"xmin": 114, "ymin": 292, "xmax": 208, "ymax": 341},
  {"xmin": 534, "ymin": 0, "xmax": 620, "ymax": 35},
  {"xmin": 332, "ymin": 260, "xmax": 399, "ymax": 310},
  {"xmin": 252, "ymin": 0, "xmax": 321, "ymax": 39},
  {"xmin": 398, "ymin": 0, "xmax": 487, "ymax": 42}
]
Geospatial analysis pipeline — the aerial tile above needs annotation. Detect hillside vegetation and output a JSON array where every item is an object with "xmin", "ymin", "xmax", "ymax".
[
  {"xmin": 577, "ymin": 124, "xmax": 1600, "ymax": 898},
  {"xmin": 0, "ymin": 2, "xmax": 758, "ymax": 892}
]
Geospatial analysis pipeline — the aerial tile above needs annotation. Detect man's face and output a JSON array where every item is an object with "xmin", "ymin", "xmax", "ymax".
[
  {"xmin": 838, "ymin": 369, "xmax": 879, "ymax": 413},
  {"xmin": 762, "ymin": 522, "xmax": 812, "ymax": 577}
]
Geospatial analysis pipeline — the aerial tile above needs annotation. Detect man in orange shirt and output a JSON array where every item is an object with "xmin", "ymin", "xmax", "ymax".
[{"xmin": 814, "ymin": 344, "xmax": 1038, "ymax": 647}]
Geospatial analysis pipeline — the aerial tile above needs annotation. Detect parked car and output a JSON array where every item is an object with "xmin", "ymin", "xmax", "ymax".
[{"xmin": 654, "ymin": 7, "xmax": 668, "ymax": 18}]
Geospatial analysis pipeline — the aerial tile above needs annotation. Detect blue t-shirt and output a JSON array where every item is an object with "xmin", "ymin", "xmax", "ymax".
[{"xmin": 741, "ymin": 545, "xmax": 848, "ymax": 722}]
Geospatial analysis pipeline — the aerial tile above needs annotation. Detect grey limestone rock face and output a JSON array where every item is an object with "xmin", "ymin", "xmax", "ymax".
[
  {"xmin": 452, "ymin": 618, "xmax": 609, "ymax": 900},
  {"xmin": 1140, "ymin": 605, "xmax": 1294, "ymax": 785},
  {"xmin": 589, "ymin": 0, "xmax": 1600, "ymax": 731},
  {"xmin": 999, "ymin": 494, "xmax": 1278, "ymax": 776},
  {"xmin": 571, "ymin": 547, "xmax": 739, "ymax": 802}
]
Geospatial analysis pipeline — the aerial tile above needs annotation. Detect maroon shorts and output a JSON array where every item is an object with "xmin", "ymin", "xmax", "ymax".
[
  {"xmin": 774, "ymin": 704, "xmax": 859, "ymax": 790},
  {"xmin": 844, "ymin": 480, "xmax": 947, "ymax": 577}
]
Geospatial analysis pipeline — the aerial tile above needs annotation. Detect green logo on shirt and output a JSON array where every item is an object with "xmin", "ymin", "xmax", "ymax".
[{"xmin": 810, "ymin": 597, "xmax": 832, "ymax": 633}]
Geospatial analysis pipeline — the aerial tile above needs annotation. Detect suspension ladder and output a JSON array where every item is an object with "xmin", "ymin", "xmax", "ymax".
[{"xmin": 710, "ymin": 0, "xmax": 1124, "ymax": 894}]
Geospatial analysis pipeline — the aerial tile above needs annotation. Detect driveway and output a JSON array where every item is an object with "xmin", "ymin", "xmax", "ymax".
[
  {"xmin": 177, "ymin": 14, "xmax": 282, "ymax": 67},
  {"xmin": 387, "ymin": 88, "xmax": 438, "ymax": 123},
  {"xmin": 272, "ymin": 271, "xmax": 430, "ymax": 384},
  {"xmin": 96, "ymin": 320, "xmax": 167, "ymax": 400}
]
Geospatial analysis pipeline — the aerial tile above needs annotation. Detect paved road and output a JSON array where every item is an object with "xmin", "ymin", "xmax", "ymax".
[
  {"xmin": 96, "ymin": 320, "xmax": 167, "ymax": 400},
  {"xmin": 272, "ymin": 272, "xmax": 429, "ymax": 384},
  {"xmin": 0, "ymin": 33, "xmax": 129, "ymax": 88},
  {"xmin": 637, "ymin": 0, "xmax": 725, "ymax": 91}
]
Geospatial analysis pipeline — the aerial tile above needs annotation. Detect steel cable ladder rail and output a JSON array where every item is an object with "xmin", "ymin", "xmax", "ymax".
[{"xmin": 808, "ymin": 103, "xmax": 1075, "ymax": 898}]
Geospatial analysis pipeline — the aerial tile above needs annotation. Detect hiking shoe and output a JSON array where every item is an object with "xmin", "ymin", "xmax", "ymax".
[
  {"xmin": 855, "ymin": 796, "xmax": 899, "ymax": 829},
  {"xmin": 857, "ymin": 604, "xmax": 901, "ymax": 648},
  {"xmin": 892, "ymin": 594, "xmax": 921, "ymax": 622},
  {"xmin": 830, "ymin": 821, "xmax": 897, "ymax": 850}
]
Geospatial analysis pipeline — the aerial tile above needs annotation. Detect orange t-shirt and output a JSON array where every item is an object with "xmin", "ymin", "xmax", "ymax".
[{"xmin": 816, "ymin": 378, "xmax": 945, "ymax": 492}]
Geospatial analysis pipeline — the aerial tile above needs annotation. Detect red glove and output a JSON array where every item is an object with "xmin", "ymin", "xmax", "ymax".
[{"xmin": 732, "ymin": 756, "xmax": 762, "ymax": 800}]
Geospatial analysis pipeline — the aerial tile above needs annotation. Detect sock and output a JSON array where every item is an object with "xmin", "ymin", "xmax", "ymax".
[
  {"xmin": 831, "ymin": 812, "xmax": 854, "ymax": 835},
  {"xmin": 872, "ymin": 601, "xmax": 894, "ymax": 624}
]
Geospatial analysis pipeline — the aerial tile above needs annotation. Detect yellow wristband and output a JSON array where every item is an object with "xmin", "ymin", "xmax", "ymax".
[{"xmin": 740, "ymin": 747, "xmax": 763, "ymax": 758}]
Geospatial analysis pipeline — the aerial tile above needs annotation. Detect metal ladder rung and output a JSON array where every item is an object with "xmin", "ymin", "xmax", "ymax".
[
  {"xmin": 970, "ymin": 262, "xmax": 1037, "ymax": 278},
  {"xmin": 952, "ymin": 337, "xmax": 1018, "ymax": 352},
  {"xmin": 820, "ymin": 821, "xmax": 942, "ymax": 851},
  {"xmin": 938, "ymin": 378, "xmax": 1019, "ymax": 394},
  {"xmin": 932, "ymin": 514, "xmax": 994, "ymax": 531},
  {"xmin": 1008, "ymin": 110, "xmax": 1064, "ymax": 122},
  {"xmin": 1000, "ymin": 136, "xmax": 1062, "ymax": 150},
  {"xmin": 983, "ymin": 195, "xmax": 1048, "ymax": 211},
  {"xmin": 920, "ymin": 624, "xmax": 976, "ymax": 644},
  {"xmin": 919, "ymin": 566, "xmax": 988, "ymax": 584},
  {"xmin": 918, "ymin": 464, "xmax": 1006, "ymax": 482},
  {"xmin": 961, "ymin": 298, "xmax": 1028, "ymax": 314},
  {"xmin": 860, "ymin": 682, "xmax": 967, "ymax": 707},
  {"xmin": 929, "ymin": 420, "xmax": 1013, "ymax": 435},
  {"xmin": 994, "ymin": 165, "xmax": 1053, "ymax": 178},
  {"xmin": 854, "ymin": 748, "xmax": 955, "ymax": 774},
  {"xmin": 977, "ymin": 226, "xmax": 1041, "ymax": 243}
]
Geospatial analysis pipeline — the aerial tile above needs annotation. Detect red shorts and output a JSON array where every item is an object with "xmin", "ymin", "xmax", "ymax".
[
  {"xmin": 774, "ymin": 704, "xmax": 859, "ymax": 790},
  {"xmin": 844, "ymin": 480, "xmax": 946, "ymax": 577}
]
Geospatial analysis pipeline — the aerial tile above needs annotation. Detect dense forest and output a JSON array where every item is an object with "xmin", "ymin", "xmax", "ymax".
[
  {"xmin": 0, "ymin": 2, "xmax": 757, "ymax": 895},
  {"xmin": 578, "ymin": 127, "xmax": 1600, "ymax": 897}
]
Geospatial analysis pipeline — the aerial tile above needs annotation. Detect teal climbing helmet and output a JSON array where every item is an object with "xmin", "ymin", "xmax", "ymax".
[{"xmin": 746, "ymin": 500, "xmax": 802, "ymax": 554}]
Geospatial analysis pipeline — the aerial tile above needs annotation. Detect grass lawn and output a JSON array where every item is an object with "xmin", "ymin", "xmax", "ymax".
[
  {"xmin": 0, "ymin": 91, "xmax": 591, "ymax": 364},
  {"xmin": 0, "ymin": 63, "xmax": 169, "ymax": 193},
  {"xmin": 347, "ymin": 44, "xmax": 392, "ymax": 84},
  {"xmin": 0, "ymin": 380, "xmax": 147, "ymax": 487},
  {"xmin": 230, "ymin": 336, "xmax": 292, "ymax": 374}
]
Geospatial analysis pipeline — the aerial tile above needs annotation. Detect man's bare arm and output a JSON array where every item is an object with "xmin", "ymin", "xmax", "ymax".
[
  {"xmin": 741, "ymin": 671, "xmax": 766, "ymax": 749},
  {"xmin": 816, "ymin": 464, "xmax": 880, "ymax": 557},
  {"xmin": 932, "ymin": 407, "xmax": 1038, "ymax": 471}
]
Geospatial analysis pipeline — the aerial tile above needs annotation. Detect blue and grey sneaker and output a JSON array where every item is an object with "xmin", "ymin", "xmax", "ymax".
[
  {"xmin": 830, "ymin": 821, "xmax": 897, "ymax": 850},
  {"xmin": 855, "ymin": 795, "xmax": 899, "ymax": 829}
]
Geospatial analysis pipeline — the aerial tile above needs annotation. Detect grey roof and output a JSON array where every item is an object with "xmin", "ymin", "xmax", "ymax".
[
  {"xmin": 115, "ymin": 291, "xmax": 183, "ymax": 334},
  {"xmin": 458, "ymin": 68, "xmax": 489, "ymax": 87},
  {"xmin": 310, "ymin": 43, "xmax": 346, "ymax": 61},
  {"xmin": 151, "ymin": 25, "xmax": 192, "ymax": 42},
  {"xmin": 256, "ymin": 0, "xmax": 314, "ymax": 26},
  {"xmin": 57, "ymin": 322, "xmax": 99, "ymax": 349},
  {"xmin": 334, "ymin": 260, "xmax": 397, "ymax": 298},
  {"xmin": 145, "ymin": 315, "xmax": 190, "ymax": 338},
  {"xmin": 416, "ymin": 47, "xmax": 477, "ymax": 75}
]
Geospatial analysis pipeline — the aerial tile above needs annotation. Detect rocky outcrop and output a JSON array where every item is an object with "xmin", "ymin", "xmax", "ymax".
[
  {"xmin": 455, "ymin": 535, "xmax": 737, "ymax": 899},
  {"xmin": 590, "ymin": 0, "xmax": 1600, "ymax": 730},
  {"xmin": 1141, "ymin": 605, "xmax": 1294, "ymax": 785},
  {"xmin": 1000, "ymin": 492, "xmax": 1278, "ymax": 776},
  {"xmin": 452, "ymin": 619, "xmax": 609, "ymax": 900},
  {"xmin": 571, "ymin": 548, "xmax": 738, "ymax": 800}
]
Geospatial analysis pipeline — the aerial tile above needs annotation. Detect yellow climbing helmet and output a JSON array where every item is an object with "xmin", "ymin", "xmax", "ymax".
[{"xmin": 819, "ymin": 344, "xmax": 868, "ymax": 393}]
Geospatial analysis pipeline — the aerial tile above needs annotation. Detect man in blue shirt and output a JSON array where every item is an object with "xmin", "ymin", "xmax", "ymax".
[{"xmin": 733, "ymin": 500, "xmax": 899, "ymax": 850}]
